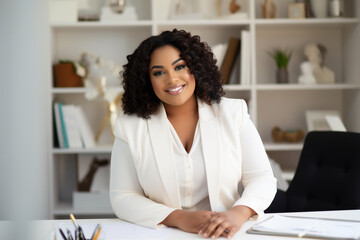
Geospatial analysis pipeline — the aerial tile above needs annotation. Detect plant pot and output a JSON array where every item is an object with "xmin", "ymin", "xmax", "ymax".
[{"xmin": 276, "ymin": 68, "xmax": 289, "ymax": 84}]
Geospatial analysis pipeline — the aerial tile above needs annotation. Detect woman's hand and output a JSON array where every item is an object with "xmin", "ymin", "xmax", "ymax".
[
  {"xmin": 198, "ymin": 206, "xmax": 255, "ymax": 239},
  {"xmin": 161, "ymin": 210, "xmax": 216, "ymax": 234}
]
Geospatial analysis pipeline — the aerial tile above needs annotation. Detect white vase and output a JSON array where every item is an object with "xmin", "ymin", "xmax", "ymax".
[{"xmin": 311, "ymin": 0, "xmax": 328, "ymax": 18}]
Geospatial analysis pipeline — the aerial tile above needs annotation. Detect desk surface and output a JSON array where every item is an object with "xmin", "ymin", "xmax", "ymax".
[{"xmin": 3, "ymin": 209, "xmax": 360, "ymax": 240}]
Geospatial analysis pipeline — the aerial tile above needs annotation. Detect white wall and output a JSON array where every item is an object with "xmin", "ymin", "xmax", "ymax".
[{"xmin": 0, "ymin": 0, "xmax": 50, "ymax": 222}]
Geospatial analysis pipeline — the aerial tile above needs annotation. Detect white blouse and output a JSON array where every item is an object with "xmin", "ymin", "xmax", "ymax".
[{"xmin": 168, "ymin": 121, "xmax": 211, "ymax": 211}]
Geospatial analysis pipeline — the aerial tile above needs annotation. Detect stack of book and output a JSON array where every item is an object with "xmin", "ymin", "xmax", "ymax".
[
  {"xmin": 212, "ymin": 30, "xmax": 251, "ymax": 85},
  {"xmin": 53, "ymin": 102, "xmax": 96, "ymax": 149}
]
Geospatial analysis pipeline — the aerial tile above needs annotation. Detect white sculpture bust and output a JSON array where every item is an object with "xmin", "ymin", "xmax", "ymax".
[
  {"xmin": 304, "ymin": 43, "xmax": 335, "ymax": 84},
  {"xmin": 298, "ymin": 61, "xmax": 316, "ymax": 84}
]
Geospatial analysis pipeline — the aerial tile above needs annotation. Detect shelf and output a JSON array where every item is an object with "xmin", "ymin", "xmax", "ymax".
[
  {"xmin": 255, "ymin": 18, "xmax": 359, "ymax": 27},
  {"xmin": 52, "ymin": 146, "xmax": 112, "ymax": 154},
  {"xmin": 223, "ymin": 84, "xmax": 252, "ymax": 91},
  {"xmin": 157, "ymin": 19, "xmax": 250, "ymax": 27},
  {"xmin": 52, "ymin": 87, "xmax": 86, "ymax": 94},
  {"xmin": 51, "ymin": 20, "xmax": 152, "ymax": 28},
  {"xmin": 264, "ymin": 142, "xmax": 303, "ymax": 151},
  {"xmin": 256, "ymin": 83, "xmax": 360, "ymax": 91}
]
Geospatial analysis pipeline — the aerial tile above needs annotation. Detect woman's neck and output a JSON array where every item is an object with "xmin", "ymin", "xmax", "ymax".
[{"xmin": 163, "ymin": 95, "xmax": 198, "ymax": 119}]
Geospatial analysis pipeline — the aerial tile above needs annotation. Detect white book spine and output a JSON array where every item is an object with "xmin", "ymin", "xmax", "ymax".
[
  {"xmin": 74, "ymin": 105, "xmax": 96, "ymax": 148},
  {"xmin": 62, "ymin": 105, "xmax": 83, "ymax": 148}
]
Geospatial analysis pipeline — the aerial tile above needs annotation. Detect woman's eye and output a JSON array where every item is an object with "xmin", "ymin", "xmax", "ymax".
[
  {"xmin": 175, "ymin": 65, "xmax": 186, "ymax": 71},
  {"xmin": 153, "ymin": 71, "xmax": 164, "ymax": 76}
]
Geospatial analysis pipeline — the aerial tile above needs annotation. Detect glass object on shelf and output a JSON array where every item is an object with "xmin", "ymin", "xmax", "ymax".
[
  {"xmin": 78, "ymin": 0, "xmax": 106, "ymax": 21},
  {"xmin": 328, "ymin": 0, "xmax": 344, "ymax": 18},
  {"xmin": 101, "ymin": 0, "xmax": 138, "ymax": 22},
  {"xmin": 109, "ymin": 0, "xmax": 126, "ymax": 13}
]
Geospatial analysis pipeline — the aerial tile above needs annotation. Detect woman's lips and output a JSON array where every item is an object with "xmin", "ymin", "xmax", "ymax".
[{"xmin": 165, "ymin": 84, "xmax": 185, "ymax": 95}]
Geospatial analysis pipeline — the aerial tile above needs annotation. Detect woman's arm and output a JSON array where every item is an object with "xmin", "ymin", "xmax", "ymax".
[
  {"xmin": 160, "ymin": 209, "xmax": 216, "ymax": 234},
  {"xmin": 198, "ymin": 100, "xmax": 276, "ymax": 239},
  {"xmin": 234, "ymin": 102, "xmax": 277, "ymax": 216},
  {"xmin": 111, "ymin": 138, "xmax": 216, "ymax": 232},
  {"xmin": 110, "ymin": 137, "xmax": 177, "ymax": 229}
]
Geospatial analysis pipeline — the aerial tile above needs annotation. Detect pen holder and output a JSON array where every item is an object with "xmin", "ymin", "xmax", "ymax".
[{"xmin": 57, "ymin": 224, "xmax": 105, "ymax": 240}]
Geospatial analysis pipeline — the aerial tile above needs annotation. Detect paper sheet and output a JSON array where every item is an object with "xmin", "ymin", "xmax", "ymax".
[
  {"xmin": 57, "ymin": 221, "xmax": 172, "ymax": 240},
  {"xmin": 249, "ymin": 215, "xmax": 360, "ymax": 239}
]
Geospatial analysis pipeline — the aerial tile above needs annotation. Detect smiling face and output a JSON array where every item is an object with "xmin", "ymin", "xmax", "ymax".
[{"xmin": 149, "ymin": 45, "xmax": 196, "ymax": 108}]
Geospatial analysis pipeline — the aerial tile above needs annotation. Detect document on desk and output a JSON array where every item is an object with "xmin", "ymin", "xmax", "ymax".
[
  {"xmin": 57, "ymin": 221, "xmax": 172, "ymax": 239},
  {"xmin": 247, "ymin": 215, "xmax": 360, "ymax": 239}
]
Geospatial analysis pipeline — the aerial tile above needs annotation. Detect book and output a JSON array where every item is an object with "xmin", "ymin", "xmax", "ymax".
[
  {"xmin": 247, "ymin": 215, "xmax": 360, "ymax": 239},
  {"xmin": 53, "ymin": 102, "xmax": 64, "ymax": 148},
  {"xmin": 73, "ymin": 105, "xmax": 96, "ymax": 148},
  {"xmin": 58, "ymin": 103, "xmax": 69, "ymax": 148},
  {"xmin": 220, "ymin": 38, "xmax": 240, "ymax": 84},
  {"xmin": 241, "ymin": 30, "xmax": 251, "ymax": 85},
  {"xmin": 212, "ymin": 42, "xmax": 228, "ymax": 68},
  {"xmin": 62, "ymin": 104, "xmax": 83, "ymax": 148}
]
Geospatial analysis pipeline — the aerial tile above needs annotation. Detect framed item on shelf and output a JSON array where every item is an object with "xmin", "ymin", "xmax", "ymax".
[
  {"xmin": 305, "ymin": 110, "xmax": 346, "ymax": 132},
  {"xmin": 288, "ymin": 3, "xmax": 305, "ymax": 19}
]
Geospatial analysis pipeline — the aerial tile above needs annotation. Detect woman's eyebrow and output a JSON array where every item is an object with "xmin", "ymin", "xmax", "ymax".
[
  {"xmin": 172, "ymin": 58, "xmax": 183, "ymax": 65},
  {"xmin": 150, "ymin": 65, "xmax": 163, "ymax": 71},
  {"xmin": 150, "ymin": 58, "xmax": 183, "ymax": 71}
]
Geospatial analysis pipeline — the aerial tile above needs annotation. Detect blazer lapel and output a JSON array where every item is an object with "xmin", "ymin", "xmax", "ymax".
[
  {"xmin": 147, "ymin": 104, "xmax": 181, "ymax": 208},
  {"xmin": 198, "ymin": 100, "xmax": 222, "ymax": 211}
]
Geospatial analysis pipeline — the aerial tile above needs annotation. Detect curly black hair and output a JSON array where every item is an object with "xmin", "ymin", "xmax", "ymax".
[{"xmin": 122, "ymin": 29, "xmax": 224, "ymax": 119}]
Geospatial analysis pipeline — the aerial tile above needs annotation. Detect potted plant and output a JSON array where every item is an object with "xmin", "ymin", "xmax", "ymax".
[{"xmin": 269, "ymin": 48, "xmax": 292, "ymax": 83}]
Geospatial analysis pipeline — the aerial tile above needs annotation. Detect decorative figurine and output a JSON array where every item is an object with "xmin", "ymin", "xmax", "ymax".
[
  {"xmin": 298, "ymin": 61, "xmax": 316, "ymax": 84},
  {"xmin": 80, "ymin": 52, "xmax": 123, "ymax": 141},
  {"xmin": 229, "ymin": 0, "xmax": 241, "ymax": 14},
  {"xmin": 272, "ymin": 126, "xmax": 304, "ymax": 143},
  {"xmin": 77, "ymin": 157, "xmax": 110, "ymax": 192},
  {"xmin": 262, "ymin": 0, "xmax": 276, "ymax": 18},
  {"xmin": 304, "ymin": 43, "xmax": 335, "ymax": 84}
]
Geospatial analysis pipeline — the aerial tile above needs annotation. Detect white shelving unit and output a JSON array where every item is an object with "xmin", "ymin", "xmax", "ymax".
[{"xmin": 49, "ymin": 0, "xmax": 360, "ymax": 218}]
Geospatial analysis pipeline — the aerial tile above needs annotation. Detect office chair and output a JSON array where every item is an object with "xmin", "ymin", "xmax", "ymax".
[{"xmin": 266, "ymin": 131, "xmax": 360, "ymax": 213}]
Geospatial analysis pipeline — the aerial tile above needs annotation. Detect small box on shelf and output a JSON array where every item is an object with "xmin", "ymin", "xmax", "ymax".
[
  {"xmin": 53, "ymin": 63, "xmax": 83, "ymax": 88},
  {"xmin": 73, "ymin": 191, "xmax": 112, "ymax": 212}
]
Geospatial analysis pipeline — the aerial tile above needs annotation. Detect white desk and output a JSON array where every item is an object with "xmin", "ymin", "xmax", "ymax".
[{"xmin": 3, "ymin": 210, "xmax": 360, "ymax": 240}]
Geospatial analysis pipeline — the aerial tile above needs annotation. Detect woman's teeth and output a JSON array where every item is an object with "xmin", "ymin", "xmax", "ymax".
[{"xmin": 166, "ymin": 85, "xmax": 184, "ymax": 95}]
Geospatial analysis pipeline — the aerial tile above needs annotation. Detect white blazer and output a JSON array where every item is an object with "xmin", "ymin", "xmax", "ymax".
[{"xmin": 110, "ymin": 98, "xmax": 277, "ymax": 229}]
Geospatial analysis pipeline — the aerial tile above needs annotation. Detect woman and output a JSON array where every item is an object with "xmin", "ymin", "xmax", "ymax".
[{"xmin": 110, "ymin": 29, "xmax": 276, "ymax": 239}]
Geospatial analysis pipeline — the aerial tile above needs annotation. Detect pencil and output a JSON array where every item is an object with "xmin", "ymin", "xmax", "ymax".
[
  {"xmin": 92, "ymin": 225, "xmax": 102, "ymax": 240},
  {"xmin": 90, "ymin": 224, "xmax": 100, "ymax": 240},
  {"xmin": 69, "ymin": 213, "xmax": 79, "ymax": 229},
  {"xmin": 67, "ymin": 228, "xmax": 74, "ymax": 240},
  {"xmin": 58, "ymin": 228, "xmax": 67, "ymax": 240}
]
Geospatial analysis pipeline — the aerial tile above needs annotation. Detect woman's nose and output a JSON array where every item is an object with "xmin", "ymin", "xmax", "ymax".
[{"xmin": 167, "ymin": 70, "xmax": 178, "ymax": 83}]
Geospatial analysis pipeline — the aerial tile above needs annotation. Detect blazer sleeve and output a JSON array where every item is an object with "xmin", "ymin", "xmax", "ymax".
[
  {"xmin": 232, "ymin": 101, "xmax": 277, "ymax": 219},
  {"xmin": 110, "ymin": 119, "xmax": 177, "ymax": 229}
]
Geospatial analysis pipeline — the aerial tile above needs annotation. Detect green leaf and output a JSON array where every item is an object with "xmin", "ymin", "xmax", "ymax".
[{"xmin": 268, "ymin": 48, "xmax": 292, "ymax": 69}]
